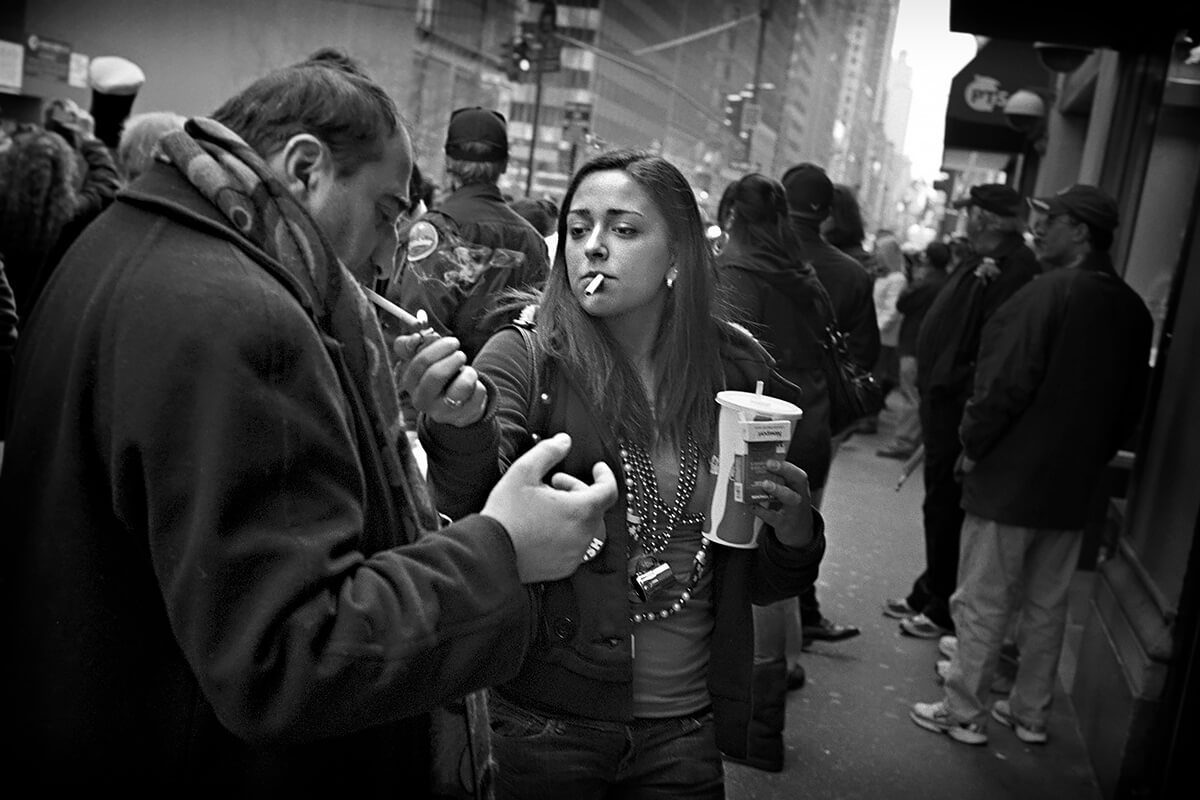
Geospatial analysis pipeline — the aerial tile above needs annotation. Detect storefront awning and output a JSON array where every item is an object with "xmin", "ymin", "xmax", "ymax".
[
  {"xmin": 943, "ymin": 38, "xmax": 1051, "ymax": 155},
  {"xmin": 950, "ymin": 0, "xmax": 1195, "ymax": 54}
]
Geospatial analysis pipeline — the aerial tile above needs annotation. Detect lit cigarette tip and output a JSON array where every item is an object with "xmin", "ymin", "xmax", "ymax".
[
  {"xmin": 416, "ymin": 309, "xmax": 428, "ymax": 326},
  {"xmin": 585, "ymin": 274, "xmax": 605, "ymax": 296}
]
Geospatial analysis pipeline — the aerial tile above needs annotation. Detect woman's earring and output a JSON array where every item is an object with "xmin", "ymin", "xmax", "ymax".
[{"xmin": 666, "ymin": 267, "xmax": 678, "ymax": 289}]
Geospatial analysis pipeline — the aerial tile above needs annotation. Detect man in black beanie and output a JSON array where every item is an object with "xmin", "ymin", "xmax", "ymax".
[
  {"xmin": 396, "ymin": 106, "xmax": 549, "ymax": 359},
  {"xmin": 778, "ymin": 163, "xmax": 877, "ymax": 658}
]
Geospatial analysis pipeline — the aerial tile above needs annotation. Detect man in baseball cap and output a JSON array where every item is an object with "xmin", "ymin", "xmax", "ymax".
[
  {"xmin": 1028, "ymin": 184, "xmax": 1120, "ymax": 269},
  {"xmin": 781, "ymin": 162, "xmax": 834, "ymax": 220},
  {"xmin": 911, "ymin": 180, "xmax": 1149, "ymax": 746},
  {"xmin": 1029, "ymin": 183, "xmax": 1119, "ymax": 231},
  {"xmin": 444, "ymin": 106, "xmax": 508, "ymax": 162},
  {"xmin": 396, "ymin": 105, "xmax": 548, "ymax": 359}
]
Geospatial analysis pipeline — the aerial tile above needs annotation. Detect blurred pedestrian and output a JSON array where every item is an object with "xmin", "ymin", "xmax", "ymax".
[
  {"xmin": 877, "ymin": 240, "xmax": 950, "ymax": 459},
  {"xmin": 884, "ymin": 184, "xmax": 1040, "ymax": 640},
  {"xmin": 715, "ymin": 172, "xmax": 837, "ymax": 768},
  {"xmin": 396, "ymin": 106, "xmax": 550, "ymax": 358},
  {"xmin": 911, "ymin": 184, "xmax": 1151, "ymax": 746},
  {"xmin": 869, "ymin": 232, "xmax": 907, "ymax": 425},
  {"xmin": 419, "ymin": 150, "xmax": 825, "ymax": 796},
  {"xmin": 780, "ymin": 164, "xmax": 873, "ymax": 650},
  {"xmin": 0, "ymin": 103, "xmax": 120, "ymax": 320},
  {"xmin": 822, "ymin": 183, "xmax": 877, "ymax": 275},
  {"xmin": 0, "ymin": 48, "xmax": 617, "ymax": 791},
  {"xmin": 509, "ymin": 196, "xmax": 556, "ymax": 237}
]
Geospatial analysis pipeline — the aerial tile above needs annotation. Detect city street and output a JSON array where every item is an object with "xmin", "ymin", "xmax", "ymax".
[{"xmin": 726, "ymin": 396, "xmax": 1102, "ymax": 800}]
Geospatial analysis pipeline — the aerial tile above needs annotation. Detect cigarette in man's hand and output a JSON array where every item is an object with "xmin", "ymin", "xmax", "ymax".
[{"xmin": 584, "ymin": 274, "xmax": 605, "ymax": 296}]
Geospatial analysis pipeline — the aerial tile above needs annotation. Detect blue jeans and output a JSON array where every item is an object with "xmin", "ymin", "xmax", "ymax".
[{"xmin": 489, "ymin": 693, "xmax": 724, "ymax": 800}]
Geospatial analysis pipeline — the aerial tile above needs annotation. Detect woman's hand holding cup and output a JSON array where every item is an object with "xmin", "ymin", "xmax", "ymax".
[{"xmin": 751, "ymin": 459, "xmax": 814, "ymax": 549}]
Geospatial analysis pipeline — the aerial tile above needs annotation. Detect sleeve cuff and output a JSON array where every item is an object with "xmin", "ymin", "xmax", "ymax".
[{"xmin": 418, "ymin": 372, "xmax": 501, "ymax": 457}]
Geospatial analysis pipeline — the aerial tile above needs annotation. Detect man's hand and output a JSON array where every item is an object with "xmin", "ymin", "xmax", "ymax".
[
  {"xmin": 953, "ymin": 452, "xmax": 976, "ymax": 483},
  {"xmin": 482, "ymin": 433, "xmax": 618, "ymax": 584},
  {"xmin": 394, "ymin": 333, "xmax": 487, "ymax": 426},
  {"xmin": 751, "ymin": 460, "xmax": 814, "ymax": 549}
]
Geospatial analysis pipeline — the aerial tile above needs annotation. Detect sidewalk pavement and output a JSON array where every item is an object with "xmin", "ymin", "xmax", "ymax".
[{"xmin": 726, "ymin": 401, "xmax": 1102, "ymax": 800}]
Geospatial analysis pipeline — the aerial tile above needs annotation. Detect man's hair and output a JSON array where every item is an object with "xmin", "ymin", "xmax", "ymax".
[
  {"xmin": 117, "ymin": 111, "xmax": 186, "ymax": 181},
  {"xmin": 445, "ymin": 149, "xmax": 506, "ymax": 186},
  {"xmin": 211, "ymin": 48, "xmax": 401, "ymax": 176}
]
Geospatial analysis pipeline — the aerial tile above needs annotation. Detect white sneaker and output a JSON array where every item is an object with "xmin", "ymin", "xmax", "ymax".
[
  {"xmin": 910, "ymin": 700, "xmax": 988, "ymax": 745},
  {"xmin": 938, "ymin": 634, "xmax": 957, "ymax": 660},
  {"xmin": 992, "ymin": 699, "xmax": 1047, "ymax": 744}
]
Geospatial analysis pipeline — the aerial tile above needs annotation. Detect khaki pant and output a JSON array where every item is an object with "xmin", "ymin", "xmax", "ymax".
[{"xmin": 943, "ymin": 514, "xmax": 1081, "ymax": 727}]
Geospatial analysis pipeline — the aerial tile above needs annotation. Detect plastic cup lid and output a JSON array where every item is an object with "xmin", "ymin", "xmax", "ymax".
[{"xmin": 716, "ymin": 390, "xmax": 803, "ymax": 420}]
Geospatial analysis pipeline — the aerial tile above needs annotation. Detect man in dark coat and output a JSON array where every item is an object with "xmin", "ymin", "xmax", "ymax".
[
  {"xmin": 884, "ymin": 184, "xmax": 1041, "ymax": 640},
  {"xmin": 911, "ymin": 184, "xmax": 1151, "ymax": 745},
  {"xmin": 0, "ymin": 50, "xmax": 616, "ymax": 791},
  {"xmin": 396, "ymin": 107, "xmax": 550, "ymax": 360},
  {"xmin": 780, "ymin": 163, "xmax": 879, "ymax": 651}
]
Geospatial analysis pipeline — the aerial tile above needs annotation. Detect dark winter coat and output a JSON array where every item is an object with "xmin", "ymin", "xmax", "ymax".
[
  {"xmin": 420, "ymin": 322, "xmax": 825, "ymax": 764},
  {"xmin": 961, "ymin": 252, "xmax": 1152, "ymax": 528},
  {"xmin": 0, "ymin": 162, "xmax": 533, "ymax": 790},
  {"xmin": 790, "ymin": 221, "xmax": 881, "ymax": 371},
  {"xmin": 896, "ymin": 266, "xmax": 948, "ymax": 357},
  {"xmin": 718, "ymin": 238, "xmax": 834, "ymax": 489},
  {"xmin": 916, "ymin": 233, "xmax": 1040, "ymax": 406},
  {"xmin": 395, "ymin": 181, "xmax": 550, "ymax": 359}
]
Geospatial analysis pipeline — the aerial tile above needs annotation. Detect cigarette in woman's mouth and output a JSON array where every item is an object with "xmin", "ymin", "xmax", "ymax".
[{"xmin": 585, "ymin": 274, "xmax": 605, "ymax": 296}]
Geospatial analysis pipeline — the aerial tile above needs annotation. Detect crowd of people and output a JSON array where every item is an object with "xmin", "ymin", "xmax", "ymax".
[{"xmin": 0, "ymin": 44, "xmax": 1152, "ymax": 796}]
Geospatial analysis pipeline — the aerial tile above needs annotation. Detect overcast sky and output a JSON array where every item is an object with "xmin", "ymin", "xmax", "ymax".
[{"xmin": 891, "ymin": 0, "xmax": 978, "ymax": 182}]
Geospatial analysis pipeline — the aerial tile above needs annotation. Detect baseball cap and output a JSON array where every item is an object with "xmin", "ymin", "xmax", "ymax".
[
  {"xmin": 952, "ymin": 183, "xmax": 1023, "ymax": 217},
  {"xmin": 781, "ymin": 163, "xmax": 833, "ymax": 219},
  {"xmin": 1030, "ymin": 184, "xmax": 1119, "ymax": 231},
  {"xmin": 445, "ymin": 106, "xmax": 508, "ymax": 162}
]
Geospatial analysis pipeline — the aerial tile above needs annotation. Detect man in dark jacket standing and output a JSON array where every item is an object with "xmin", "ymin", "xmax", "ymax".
[
  {"xmin": 885, "ymin": 184, "xmax": 1040, "ymax": 639},
  {"xmin": 396, "ymin": 107, "xmax": 550, "ymax": 360},
  {"xmin": 911, "ymin": 184, "xmax": 1151, "ymax": 745},
  {"xmin": 779, "ymin": 163, "xmax": 879, "ymax": 650},
  {"xmin": 0, "ymin": 51, "xmax": 616, "ymax": 791}
]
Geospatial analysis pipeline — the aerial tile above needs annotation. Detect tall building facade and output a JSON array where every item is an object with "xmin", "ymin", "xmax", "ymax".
[
  {"xmin": 775, "ymin": 0, "xmax": 849, "ymax": 175},
  {"xmin": 828, "ymin": 0, "xmax": 899, "ymax": 230}
]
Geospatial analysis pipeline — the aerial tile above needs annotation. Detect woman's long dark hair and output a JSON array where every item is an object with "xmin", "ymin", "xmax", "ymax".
[
  {"xmin": 722, "ymin": 173, "xmax": 804, "ymax": 258},
  {"xmin": 533, "ymin": 149, "xmax": 733, "ymax": 450},
  {"xmin": 822, "ymin": 183, "xmax": 867, "ymax": 250}
]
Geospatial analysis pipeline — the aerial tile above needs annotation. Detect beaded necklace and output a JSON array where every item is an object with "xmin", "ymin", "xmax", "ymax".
[{"xmin": 618, "ymin": 431, "xmax": 711, "ymax": 625}]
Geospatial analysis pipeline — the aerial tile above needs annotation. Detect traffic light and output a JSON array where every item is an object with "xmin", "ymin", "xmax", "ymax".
[
  {"xmin": 502, "ymin": 36, "xmax": 532, "ymax": 82},
  {"xmin": 723, "ymin": 94, "xmax": 745, "ymax": 138}
]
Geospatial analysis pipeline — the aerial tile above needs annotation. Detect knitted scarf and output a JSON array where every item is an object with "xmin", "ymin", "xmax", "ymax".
[{"xmin": 158, "ymin": 118, "xmax": 438, "ymax": 539}]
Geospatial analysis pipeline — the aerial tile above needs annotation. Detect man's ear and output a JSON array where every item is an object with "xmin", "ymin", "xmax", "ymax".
[{"xmin": 273, "ymin": 134, "xmax": 330, "ymax": 199}]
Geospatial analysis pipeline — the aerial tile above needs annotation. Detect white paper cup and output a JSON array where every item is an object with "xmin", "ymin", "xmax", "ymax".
[{"xmin": 704, "ymin": 390, "xmax": 803, "ymax": 548}]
